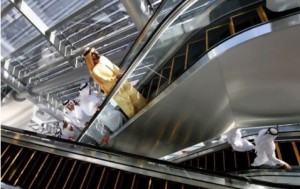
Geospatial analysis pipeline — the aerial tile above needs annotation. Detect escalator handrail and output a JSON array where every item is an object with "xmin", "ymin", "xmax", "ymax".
[
  {"xmin": 170, "ymin": 124, "xmax": 300, "ymax": 162},
  {"xmin": 117, "ymin": 0, "xmax": 174, "ymax": 68},
  {"xmin": 2, "ymin": 125, "xmax": 299, "ymax": 189}
]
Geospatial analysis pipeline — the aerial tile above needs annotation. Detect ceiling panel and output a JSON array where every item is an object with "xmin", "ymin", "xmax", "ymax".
[{"xmin": 1, "ymin": 6, "xmax": 40, "ymax": 57}]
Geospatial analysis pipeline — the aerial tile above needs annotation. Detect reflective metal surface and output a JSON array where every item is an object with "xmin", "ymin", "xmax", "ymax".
[
  {"xmin": 1, "ymin": 127, "xmax": 277, "ymax": 189},
  {"xmin": 79, "ymin": 0, "xmax": 219, "ymax": 146},
  {"xmin": 238, "ymin": 169, "xmax": 300, "ymax": 186},
  {"xmin": 108, "ymin": 15, "xmax": 300, "ymax": 158},
  {"xmin": 168, "ymin": 124, "xmax": 300, "ymax": 163}
]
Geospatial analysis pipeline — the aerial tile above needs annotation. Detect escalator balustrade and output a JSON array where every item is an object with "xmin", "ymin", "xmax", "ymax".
[
  {"xmin": 1, "ymin": 142, "xmax": 204, "ymax": 189},
  {"xmin": 139, "ymin": 3, "xmax": 300, "ymax": 102},
  {"xmin": 180, "ymin": 141, "xmax": 300, "ymax": 173}
]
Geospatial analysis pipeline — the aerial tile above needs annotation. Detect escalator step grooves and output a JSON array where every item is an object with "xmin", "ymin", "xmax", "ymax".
[
  {"xmin": 1, "ymin": 142, "xmax": 203, "ymax": 189},
  {"xmin": 278, "ymin": 142, "xmax": 298, "ymax": 166}
]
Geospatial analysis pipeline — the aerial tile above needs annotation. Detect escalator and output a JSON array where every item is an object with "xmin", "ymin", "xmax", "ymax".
[
  {"xmin": 2, "ymin": 0, "xmax": 300, "ymax": 188},
  {"xmin": 1, "ymin": 142, "xmax": 202, "ymax": 189},
  {"xmin": 2, "ymin": 126, "xmax": 293, "ymax": 189},
  {"xmin": 180, "ymin": 139, "xmax": 300, "ymax": 172},
  {"xmin": 139, "ymin": 2, "xmax": 300, "ymax": 101},
  {"xmin": 77, "ymin": 0, "xmax": 300, "ymax": 160}
]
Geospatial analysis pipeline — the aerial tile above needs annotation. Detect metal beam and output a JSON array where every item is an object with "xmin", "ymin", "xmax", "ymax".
[
  {"xmin": 120, "ymin": 0, "xmax": 152, "ymax": 31},
  {"xmin": 1, "ymin": 67, "xmax": 64, "ymax": 120},
  {"xmin": 2, "ymin": 0, "xmax": 102, "ymax": 61},
  {"xmin": 1, "ymin": 2, "xmax": 14, "ymax": 17},
  {"xmin": 8, "ymin": 0, "xmax": 74, "ymax": 66},
  {"xmin": 47, "ymin": 0, "xmax": 103, "ymax": 32}
]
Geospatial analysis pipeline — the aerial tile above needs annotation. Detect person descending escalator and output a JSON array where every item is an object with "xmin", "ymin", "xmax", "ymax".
[{"xmin": 251, "ymin": 128, "xmax": 292, "ymax": 171}]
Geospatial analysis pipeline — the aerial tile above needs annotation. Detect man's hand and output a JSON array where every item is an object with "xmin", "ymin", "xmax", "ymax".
[
  {"xmin": 283, "ymin": 163, "xmax": 292, "ymax": 171},
  {"xmin": 116, "ymin": 73, "xmax": 123, "ymax": 80},
  {"xmin": 63, "ymin": 121, "xmax": 68, "ymax": 129},
  {"xmin": 101, "ymin": 136, "xmax": 109, "ymax": 144},
  {"xmin": 96, "ymin": 105, "xmax": 102, "ymax": 111}
]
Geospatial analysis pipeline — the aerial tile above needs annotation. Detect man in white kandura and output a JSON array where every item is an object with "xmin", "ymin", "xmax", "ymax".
[
  {"xmin": 58, "ymin": 121, "xmax": 79, "ymax": 141},
  {"xmin": 251, "ymin": 128, "xmax": 292, "ymax": 170},
  {"xmin": 78, "ymin": 82, "xmax": 126, "ymax": 133},
  {"xmin": 226, "ymin": 128, "xmax": 255, "ymax": 152},
  {"xmin": 78, "ymin": 82, "xmax": 103, "ymax": 116},
  {"xmin": 63, "ymin": 99, "xmax": 90, "ymax": 130}
]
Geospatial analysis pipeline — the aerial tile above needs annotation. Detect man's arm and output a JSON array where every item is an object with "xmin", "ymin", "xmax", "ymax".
[
  {"xmin": 100, "ymin": 55, "xmax": 123, "ymax": 75},
  {"xmin": 92, "ymin": 66, "xmax": 117, "ymax": 82},
  {"xmin": 265, "ymin": 147, "xmax": 292, "ymax": 170}
]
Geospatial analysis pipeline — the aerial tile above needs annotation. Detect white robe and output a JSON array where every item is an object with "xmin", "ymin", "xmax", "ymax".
[
  {"xmin": 58, "ymin": 122, "xmax": 79, "ymax": 140},
  {"xmin": 64, "ymin": 105, "xmax": 90, "ymax": 129},
  {"xmin": 226, "ymin": 129, "xmax": 255, "ymax": 152},
  {"xmin": 79, "ymin": 87, "xmax": 125, "ymax": 133},
  {"xmin": 79, "ymin": 87, "xmax": 103, "ymax": 116},
  {"xmin": 252, "ymin": 129, "xmax": 287, "ymax": 167}
]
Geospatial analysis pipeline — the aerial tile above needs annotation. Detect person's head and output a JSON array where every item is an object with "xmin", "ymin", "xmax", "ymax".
[
  {"xmin": 79, "ymin": 82, "xmax": 91, "ymax": 96},
  {"xmin": 63, "ymin": 99, "xmax": 75, "ymax": 111},
  {"xmin": 84, "ymin": 47, "xmax": 100, "ymax": 65},
  {"xmin": 265, "ymin": 128, "xmax": 278, "ymax": 136}
]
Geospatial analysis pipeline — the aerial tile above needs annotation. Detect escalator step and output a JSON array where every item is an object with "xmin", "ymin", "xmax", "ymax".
[
  {"xmin": 198, "ymin": 156, "xmax": 206, "ymax": 169},
  {"xmin": 33, "ymin": 155, "xmax": 61, "ymax": 189},
  {"xmin": 5, "ymin": 148, "xmax": 32, "ymax": 185},
  {"xmin": 206, "ymin": 153, "xmax": 214, "ymax": 170},
  {"xmin": 231, "ymin": 9, "xmax": 263, "ymax": 33},
  {"xmin": 224, "ymin": 148, "xmax": 236, "ymax": 172},
  {"xmin": 170, "ymin": 55, "xmax": 186, "ymax": 83},
  {"xmin": 146, "ymin": 77, "xmax": 160, "ymax": 100},
  {"xmin": 295, "ymin": 141, "xmax": 300, "ymax": 166},
  {"xmin": 44, "ymin": 157, "xmax": 65, "ymax": 189},
  {"xmin": 191, "ymin": 158, "xmax": 199, "ymax": 168},
  {"xmin": 133, "ymin": 175, "xmax": 150, "ymax": 189},
  {"xmin": 185, "ymin": 39, "xmax": 206, "ymax": 69},
  {"xmin": 1, "ymin": 142, "xmax": 9, "ymax": 153},
  {"xmin": 278, "ymin": 142, "xmax": 298, "ymax": 166},
  {"xmin": 13, "ymin": 150, "xmax": 37, "ymax": 187},
  {"xmin": 235, "ymin": 151, "xmax": 250, "ymax": 171},
  {"xmin": 1, "ymin": 147, "xmax": 25, "ymax": 183},
  {"xmin": 167, "ymin": 181, "xmax": 184, "ymax": 189},
  {"xmin": 102, "ymin": 168, "xmax": 120, "ymax": 189},
  {"xmin": 148, "ymin": 177, "xmax": 166, "ymax": 189},
  {"xmin": 214, "ymin": 151, "xmax": 224, "ymax": 172},
  {"xmin": 115, "ymin": 172, "xmax": 135, "ymax": 189},
  {"xmin": 22, "ymin": 152, "xmax": 48, "ymax": 188},
  {"xmin": 1, "ymin": 144, "xmax": 21, "ymax": 171},
  {"xmin": 206, "ymin": 23, "xmax": 231, "ymax": 50},
  {"xmin": 85, "ymin": 166, "xmax": 106, "ymax": 189},
  {"xmin": 51, "ymin": 159, "xmax": 77, "ymax": 189}
]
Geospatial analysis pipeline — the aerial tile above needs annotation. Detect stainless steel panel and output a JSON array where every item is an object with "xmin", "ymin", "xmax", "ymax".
[
  {"xmin": 1, "ymin": 131, "xmax": 267, "ymax": 189},
  {"xmin": 109, "ymin": 15, "xmax": 300, "ymax": 158},
  {"xmin": 219, "ymin": 22, "xmax": 300, "ymax": 127},
  {"xmin": 110, "ymin": 58, "xmax": 235, "ymax": 158}
]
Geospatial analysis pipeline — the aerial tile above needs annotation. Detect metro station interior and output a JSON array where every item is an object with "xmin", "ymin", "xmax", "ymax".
[{"xmin": 1, "ymin": 0, "xmax": 300, "ymax": 188}]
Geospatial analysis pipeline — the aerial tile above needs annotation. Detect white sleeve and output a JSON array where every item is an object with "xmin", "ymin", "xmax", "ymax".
[{"xmin": 265, "ymin": 145, "xmax": 287, "ymax": 166}]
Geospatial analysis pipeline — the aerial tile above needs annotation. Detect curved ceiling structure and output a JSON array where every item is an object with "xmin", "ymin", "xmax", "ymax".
[{"xmin": 109, "ymin": 15, "xmax": 300, "ymax": 158}]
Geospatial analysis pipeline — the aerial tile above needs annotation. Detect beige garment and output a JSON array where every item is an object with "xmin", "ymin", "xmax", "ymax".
[{"xmin": 84, "ymin": 50, "xmax": 146, "ymax": 118}]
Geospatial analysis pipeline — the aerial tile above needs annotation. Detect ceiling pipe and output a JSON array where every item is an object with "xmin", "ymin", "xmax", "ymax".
[{"xmin": 1, "ymin": 68, "xmax": 64, "ymax": 120}]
